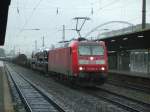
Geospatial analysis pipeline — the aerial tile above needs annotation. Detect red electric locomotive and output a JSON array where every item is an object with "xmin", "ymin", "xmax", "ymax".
[{"xmin": 48, "ymin": 38, "xmax": 108, "ymax": 85}]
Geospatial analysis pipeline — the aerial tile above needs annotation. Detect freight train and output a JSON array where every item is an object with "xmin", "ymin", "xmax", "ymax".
[{"xmin": 31, "ymin": 38, "xmax": 108, "ymax": 85}]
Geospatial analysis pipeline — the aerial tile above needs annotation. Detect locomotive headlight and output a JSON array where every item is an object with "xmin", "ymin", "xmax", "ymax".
[
  {"xmin": 79, "ymin": 67, "xmax": 83, "ymax": 71},
  {"xmin": 90, "ymin": 57, "xmax": 94, "ymax": 60},
  {"xmin": 101, "ymin": 67, "xmax": 105, "ymax": 71}
]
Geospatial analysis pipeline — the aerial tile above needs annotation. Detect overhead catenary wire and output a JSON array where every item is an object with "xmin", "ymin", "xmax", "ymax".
[
  {"xmin": 85, "ymin": 0, "xmax": 142, "ymax": 29},
  {"xmin": 87, "ymin": 0, "xmax": 125, "ymax": 18},
  {"xmin": 10, "ymin": 0, "xmax": 130, "ymax": 15},
  {"xmin": 88, "ymin": 0, "xmax": 142, "ymax": 20},
  {"xmin": 99, "ymin": 0, "xmax": 120, "ymax": 10},
  {"xmin": 13, "ymin": 0, "xmax": 149, "ymax": 40},
  {"xmin": 16, "ymin": 0, "xmax": 43, "ymax": 38}
]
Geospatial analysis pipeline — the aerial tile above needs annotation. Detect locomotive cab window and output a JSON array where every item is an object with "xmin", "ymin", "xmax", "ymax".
[{"xmin": 78, "ymin": 45, "xmax": 104, "ymax": 56}]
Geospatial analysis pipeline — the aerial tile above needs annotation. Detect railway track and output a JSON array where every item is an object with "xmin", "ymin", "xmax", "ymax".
[
  {"xmin": 6, "ymin": 65, "xmax": 69, "ymax": 112},
  {"xmin": 5, "ymin": 63, "xmax": 150, "ymax": 112},
  {"xmin": 107, "ymin": 79, "xmax": 150, "ymax": 94},
  {"xmin": 87, "ymin": 86, "xmax": 150, "ymax": 112}
]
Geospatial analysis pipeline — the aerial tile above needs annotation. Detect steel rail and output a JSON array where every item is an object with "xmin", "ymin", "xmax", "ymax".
[
  {"xmin": 6, "ymin": 65, "xmax": 67, "ymax": 112},
  {"xmin": 93, "ymin": 87, "xmax": 150, "ymax": 112},
  {"xmin": 107, "ymin": 80, "xmax": 150, "ymax": 95}
]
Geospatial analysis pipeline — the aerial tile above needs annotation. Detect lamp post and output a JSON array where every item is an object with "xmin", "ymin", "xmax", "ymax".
[
  {"xmin": 142, "ymin": 0, "xmax": 146, "ymax": 29},
  {"xmin": 35, "ymin": 40, "xmax": 37, "ymax": 51}
]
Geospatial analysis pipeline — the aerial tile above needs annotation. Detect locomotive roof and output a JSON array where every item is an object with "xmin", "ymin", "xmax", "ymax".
[
  {"xmin": 51, "ymin": 37, "xmax": 105, "ymax": 49},
  {"xmin": 54, "ymin": 39, "xmax": 105, "ymax": 49}
]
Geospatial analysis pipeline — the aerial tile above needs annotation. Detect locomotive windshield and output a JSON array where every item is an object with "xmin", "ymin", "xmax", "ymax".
[{"xmin": 78, "ymin": 45, "xmax": 104, "ymax": 55}]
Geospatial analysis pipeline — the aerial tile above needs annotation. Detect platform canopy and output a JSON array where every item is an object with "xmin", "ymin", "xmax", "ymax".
[
  {"xmin": 99, "ymin": 29, "xmax": 150, "ymax": 51},
  {"xmin": 0, "ymin": 0, "xmax": 11, "ymax": 45}
]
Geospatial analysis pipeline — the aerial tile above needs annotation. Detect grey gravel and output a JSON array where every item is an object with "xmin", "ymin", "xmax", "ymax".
[
  {"xmin": 6, "ymin": 68, "xmax": 27, "ymax": 112},
  {"xmin": 8, "ymin": 63, "xmax": 129, "ymax": 112},
  {"xmin": 100, "ymin": 83, "xmax": 150, "ymax": 104}
]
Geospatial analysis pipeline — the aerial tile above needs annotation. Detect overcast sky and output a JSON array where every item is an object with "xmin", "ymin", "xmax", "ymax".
[{"xmin": 2, "ymin": 0, "xmax": 150, "ymax": 56}]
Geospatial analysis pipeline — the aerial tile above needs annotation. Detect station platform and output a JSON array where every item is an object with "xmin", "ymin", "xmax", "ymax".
[
  {"xmin": 0, "ymin": 61, "xmax": 14, "ymax": 112},
  {"xmin": 108, "ymin": 69, "xmax": 150, "ymax": 79}
]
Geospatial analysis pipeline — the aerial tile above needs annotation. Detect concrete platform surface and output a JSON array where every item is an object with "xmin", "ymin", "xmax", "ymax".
[
  {"xmin": 0, "ymin": 65, "xmax": 4, "ymax": 112},
  {"xmin": 109, "ymin": 69, "xmax": 150, "ymax": 79},
  {"xmin": 0, "ymin": 61, "xmax": 14, "ymax": 112}
]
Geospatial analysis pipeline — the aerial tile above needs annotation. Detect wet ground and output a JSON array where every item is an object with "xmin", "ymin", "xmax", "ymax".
[
  {"xmin": 0, "ymin": 61, "xmax": 14, "ymax": 112},
  {"xmin": 0, "ymin": 63, "xmax": 4, "ymax": 112}
]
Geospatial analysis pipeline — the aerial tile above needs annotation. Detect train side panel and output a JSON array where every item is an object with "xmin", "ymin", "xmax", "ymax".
[
  {"xmin": 70, "ymin": 43, "xmax": 78, "ymax": 76},
  {"xmin": 48, "ymin": 47, "xmax": 72, "ymax": 75}
]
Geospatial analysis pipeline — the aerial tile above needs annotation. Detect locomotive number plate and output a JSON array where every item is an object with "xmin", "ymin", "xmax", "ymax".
[
  {"xmin": 86, "ymin": 67, "xmax": 96, "ymax": 71},
  {"xmin": 89, "ymin": 61, "xmax": 96, "ymax": 64}
]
